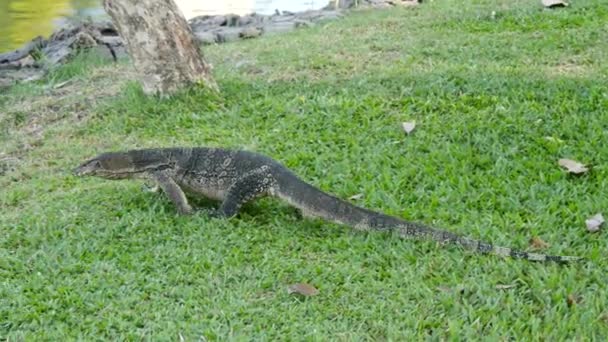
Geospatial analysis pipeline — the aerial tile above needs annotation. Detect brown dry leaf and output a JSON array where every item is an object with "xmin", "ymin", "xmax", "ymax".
[
  {"xmin": 558, "ymin": 159, "xmax": 589, "ymax": 174},
  {"xmin": 287, "ymin": 283, "xmax": 319, "ymax": 297},
  {"xmin": 567, "ymin": 294, "xmax": 580, "ymax": 307},
  {"xmin": 53, "ymin": 80, "xmax": 71, "ymax": 89},
  {"xmin": 349, "ymin": 193, "xmax": 363, "ymax": 200},
  {"xmin": 401, "ymin": 121, "xmax": 416, "ymax": 135},
  {"xmin": 495, "ymin": 284, "xmax": 517, "ymax": 290},
  {"xmin": 436, "ymin": 285, "xmax": 465, "ymax": 294},
  {"xmin": 544, "ymin": 136, "xmax": 564, "ymax": 143},
  {"xmin": 542, "ymin": 0, "xmax": 568, "ymax": 8},
  {"xmin": 585, "ymin": 213, "xmax": 605, "ymax": 233},
  {"xmin": 436, "ymin": 285, "xmax": 452, "ymax": 293},
  {"xmin": 529, "ymin": 237, "xmax": 550, "ymax": 250}
]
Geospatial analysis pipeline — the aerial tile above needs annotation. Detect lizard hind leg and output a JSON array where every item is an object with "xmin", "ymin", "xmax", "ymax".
[{"xmin": 216, "ymin": 166, "xmax": 277, "ymax": 218}]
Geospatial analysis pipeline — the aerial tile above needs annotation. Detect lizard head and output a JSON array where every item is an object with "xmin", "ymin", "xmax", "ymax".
[{"xmin": 73, "ymin": 152, "xmax": 137, "ymax": 179}]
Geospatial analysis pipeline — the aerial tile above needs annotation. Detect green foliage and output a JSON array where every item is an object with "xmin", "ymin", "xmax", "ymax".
[{"xmin": 1, "ymin": 0, "xmax": 608, "ymax": 339}]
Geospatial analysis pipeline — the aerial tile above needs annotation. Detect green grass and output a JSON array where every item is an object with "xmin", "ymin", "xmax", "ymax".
[{"xmin": 2, "ymin": 0, "xmax": 608, "ymax": 339}]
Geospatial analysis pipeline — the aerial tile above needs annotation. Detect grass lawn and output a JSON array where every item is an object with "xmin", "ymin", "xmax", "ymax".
[{"xmin": 1, "ymin": 0, "xmax": 607, "ymax": 339}]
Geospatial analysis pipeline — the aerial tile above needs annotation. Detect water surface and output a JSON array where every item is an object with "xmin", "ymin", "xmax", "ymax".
[{"xmin": 0, "ymin": 0, "xmax": 327, "ymax": 52}]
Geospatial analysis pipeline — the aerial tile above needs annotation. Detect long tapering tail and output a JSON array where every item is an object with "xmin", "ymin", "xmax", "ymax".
[{"xmin": 274, "ymin": 169, "xmax": 581, "ymax": 263}]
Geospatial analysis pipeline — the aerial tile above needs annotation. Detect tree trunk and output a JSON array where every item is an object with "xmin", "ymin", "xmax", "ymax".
[{"xmin": 103, "ymin": 0, "xmax": 217, "ymax": 95}]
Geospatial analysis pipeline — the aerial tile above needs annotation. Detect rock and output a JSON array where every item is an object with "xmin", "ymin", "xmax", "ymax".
[
  {"xmin": 323, "ymin": 0, "xmax": 357, "ymax": 9},
  {"xmin": 237, "ymin": 14, "xmax": 259, "ymax": 26},
  {"xmin": 239, "ymin": 27, "xmax": 263, "ymax": 39},
  {"xmin": 271, "ymin": 14, "xmax": 297, "ymax": 23},
  {"xmin": 193, "ymin": 30, "xmax": 217, "ymax": 45},
  {"xmin": 1, "ymin": 2, "xmax": 354, "ymax": 86},
  {"xmin": 297, "ymin": 10, "xmax": 324, "ymax": 20},
  {"xmin": 0, "ymin": 36, "xmax": 45, "ymax": 64},
  {"xmin": 394, "ymin": 0, "xmax": 420, "ymax": 7},
  {"xmin": 225, "ymin": 14, "xmax": 240, "ymax": 26},
  {"xmin": 294, "ymin": 19, "xmax": 314, "ymax": 28},
  {"xmin": 42, "ymin": 31, "xmax": 95, "ymax": 65},
  {"xmin": 316, "ymin": 10, "xmax": 343, "ymax": 20},
  {"xmin": 214, "ymin": 27, "xmax": 242, "ymax": 43},
  {"xmin": 263, "ymin": 21, "xmax": 296, "ymax": 34},
  {"xmin": 542, "ymin": 0, "xmax": 568, "ymax": 8}
]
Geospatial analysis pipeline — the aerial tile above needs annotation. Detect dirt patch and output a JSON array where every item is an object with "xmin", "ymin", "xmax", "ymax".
[
  {"xmin": 544, "ymin": 59, "xmax": 590, "ymax": 77},
  {"xmin": 0, "ymin": 63, "xmax": 135, "ymax": 159}
]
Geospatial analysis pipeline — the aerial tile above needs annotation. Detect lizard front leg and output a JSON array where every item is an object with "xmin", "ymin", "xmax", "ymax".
[
  {"xmin": 213, "ymin": 166, "xmax": 277, "ymax": 218},
  {"xmin": 150, "ymin": 171, "xmax": 193, "ymax": 215}
]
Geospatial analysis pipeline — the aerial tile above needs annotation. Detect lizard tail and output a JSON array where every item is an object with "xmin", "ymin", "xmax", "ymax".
[{"xmin": 273, "ymin": 169, "xmax": 581, "ymax": 263}]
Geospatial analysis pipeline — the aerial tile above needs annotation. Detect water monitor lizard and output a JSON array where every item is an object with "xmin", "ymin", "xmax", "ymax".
[{"xmin": 74, "ymin": 147, "xmax": 581, "ymax": 263}]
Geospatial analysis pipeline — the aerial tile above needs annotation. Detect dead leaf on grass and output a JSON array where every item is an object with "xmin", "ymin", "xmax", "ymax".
[
  {"xmin": 287, "ymin": 283, "xmax": 319, "ymax": 297},
  {"xmin": 585, "ymin": 213, "xmax": 605, "ymax": 233},
  {"xmin": 529, "ymin": 237, "xmax": 550, "ymax": 250},
  {"xmin": 436, "ymin": 285, "xmax": 465, "ymax": 294},
  {"xmin": 53, "ymin": 80, "xmax": 71, "ymax": 89},
  {"xmin": 567, "ymin": 293, "xmax": 581, "ymax": 307},
  {"xmin": 542, "ymin": 0, "xmax": 569, "ymax": 8},
  {"xmin": 558, "ymin": 158, "xmax": 588, "ymax": 174},
  {"xmin": 436, "ymin": 285, "xmax": 452, "ymax": 293},
  {"xmin": 349, "ymin": 193, "xmax": 363, "ymax": 200},
  {"xmin": 495, "ymin": 284, "xmax": 517, "ymax": 290},
  {"xmin": 401, "ymin": 121, "xmax": 416, "ymax": 135}
]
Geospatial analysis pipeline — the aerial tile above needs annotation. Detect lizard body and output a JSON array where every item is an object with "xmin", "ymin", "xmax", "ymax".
[{"xmin": 74, "ymin": 147, "xmax": 580, "ymax": 263}]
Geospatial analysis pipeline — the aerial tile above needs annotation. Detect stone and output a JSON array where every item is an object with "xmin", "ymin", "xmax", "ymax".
[
  {"xmin": 263, "ymin": 21, "xmax": 296, "ymax": 34},
  {"xmin": 214, "ymin": 27, "xmax": 242, "ymax": 43},
  {"xmin": 271, "ymin": 14, "xmax": 297, "ymax": 23},
  {"xmin": 237, "ymin": 14, "xmax": 258, "ymax": 27},
  {"xmin": 225, "ymin": 14, "xmax": 240, "ymax": 27},
  {"xmin": 294, "ymin": 19, "xmax": 314, "ymax": 28},
  {"xmin": 0, "ymin": 36, "xmax": 45, "ymax": 64},
  {"xmin": 316, "ymin": 10, "xmax": 343, "ymax": 21},
  {"xmin": 1, "ymin": 1, "xmax": 355, "ymax": 86},
  {"xmin": 193, "ymin": 30, "xmax": 217, "ymax": 45},
  {"xmin": 239, "ymin": 27, "xmax": 263, "ymax": 39}
]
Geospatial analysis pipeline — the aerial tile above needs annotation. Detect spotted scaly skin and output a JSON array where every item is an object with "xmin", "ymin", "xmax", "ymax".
[{"xmin": 74, "ymin": 147, "xmax": 581, "ymax": 263}]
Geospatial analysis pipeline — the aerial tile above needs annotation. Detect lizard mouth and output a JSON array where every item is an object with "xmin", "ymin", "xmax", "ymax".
[
  {"xmin": 73, "ymin": 159, "xmax": 101, "ymax": 177},
  {"xmin": 72, "ymin": 165, "xmax": 91, "ymax": 176}
]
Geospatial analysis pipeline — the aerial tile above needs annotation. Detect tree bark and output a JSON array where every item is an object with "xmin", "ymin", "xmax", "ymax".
[{"xmin": 103, "ymin": 0, "xmax": 217, "ymax": 95}]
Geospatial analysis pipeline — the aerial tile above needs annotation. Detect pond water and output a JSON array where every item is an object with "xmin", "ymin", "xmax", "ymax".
[{"xmin": 0, "ymin": 0, "xmax": 327, "ymax": 52}]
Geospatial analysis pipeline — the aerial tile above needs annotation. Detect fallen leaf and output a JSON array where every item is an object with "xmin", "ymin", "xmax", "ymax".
[
  {"xmin": 567, "ymin": 294, "xmax": 580, "ymax": 307},
  {"xmin": 544, "ymin": 136, "xmax": 564, "ymax": 143},
  {"xmin": 558, "ymin": 158, "xmax": 588, "ymax": 174},
  {"xmin": 287, "ymin": 283, "xmax": 319, "ymax": 297},
  {"xmin": 401, "ymin": 121, "xmax": 416, "ymax": 134},
  {"xmin": 349, "ymin": 193, "xmax": 363, "ymax": 200},
  {"xmin": 436, "ymin": 285, "xmax": 465, "ymax": 294},
  {"xmin": 436, "ymin": 285, "xmax": 452, "ymax": 293},
  {"xmin": 53, "ymin": 80, "xmax": 71, "ymax": 89},
  {"xmin": 495, "ymin": 284, "xmax": 517, "ymax": 290},
  {"xmin": 529, "ymin": 236, "xmax": 550, "ymax": 250},
  {"xmin": 585, "ymin": 213, "xmax": 605, "ymax": 233},
  {"xmin": 542, "ymin": 0, "xmax": 568, "ymax": 8}
]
